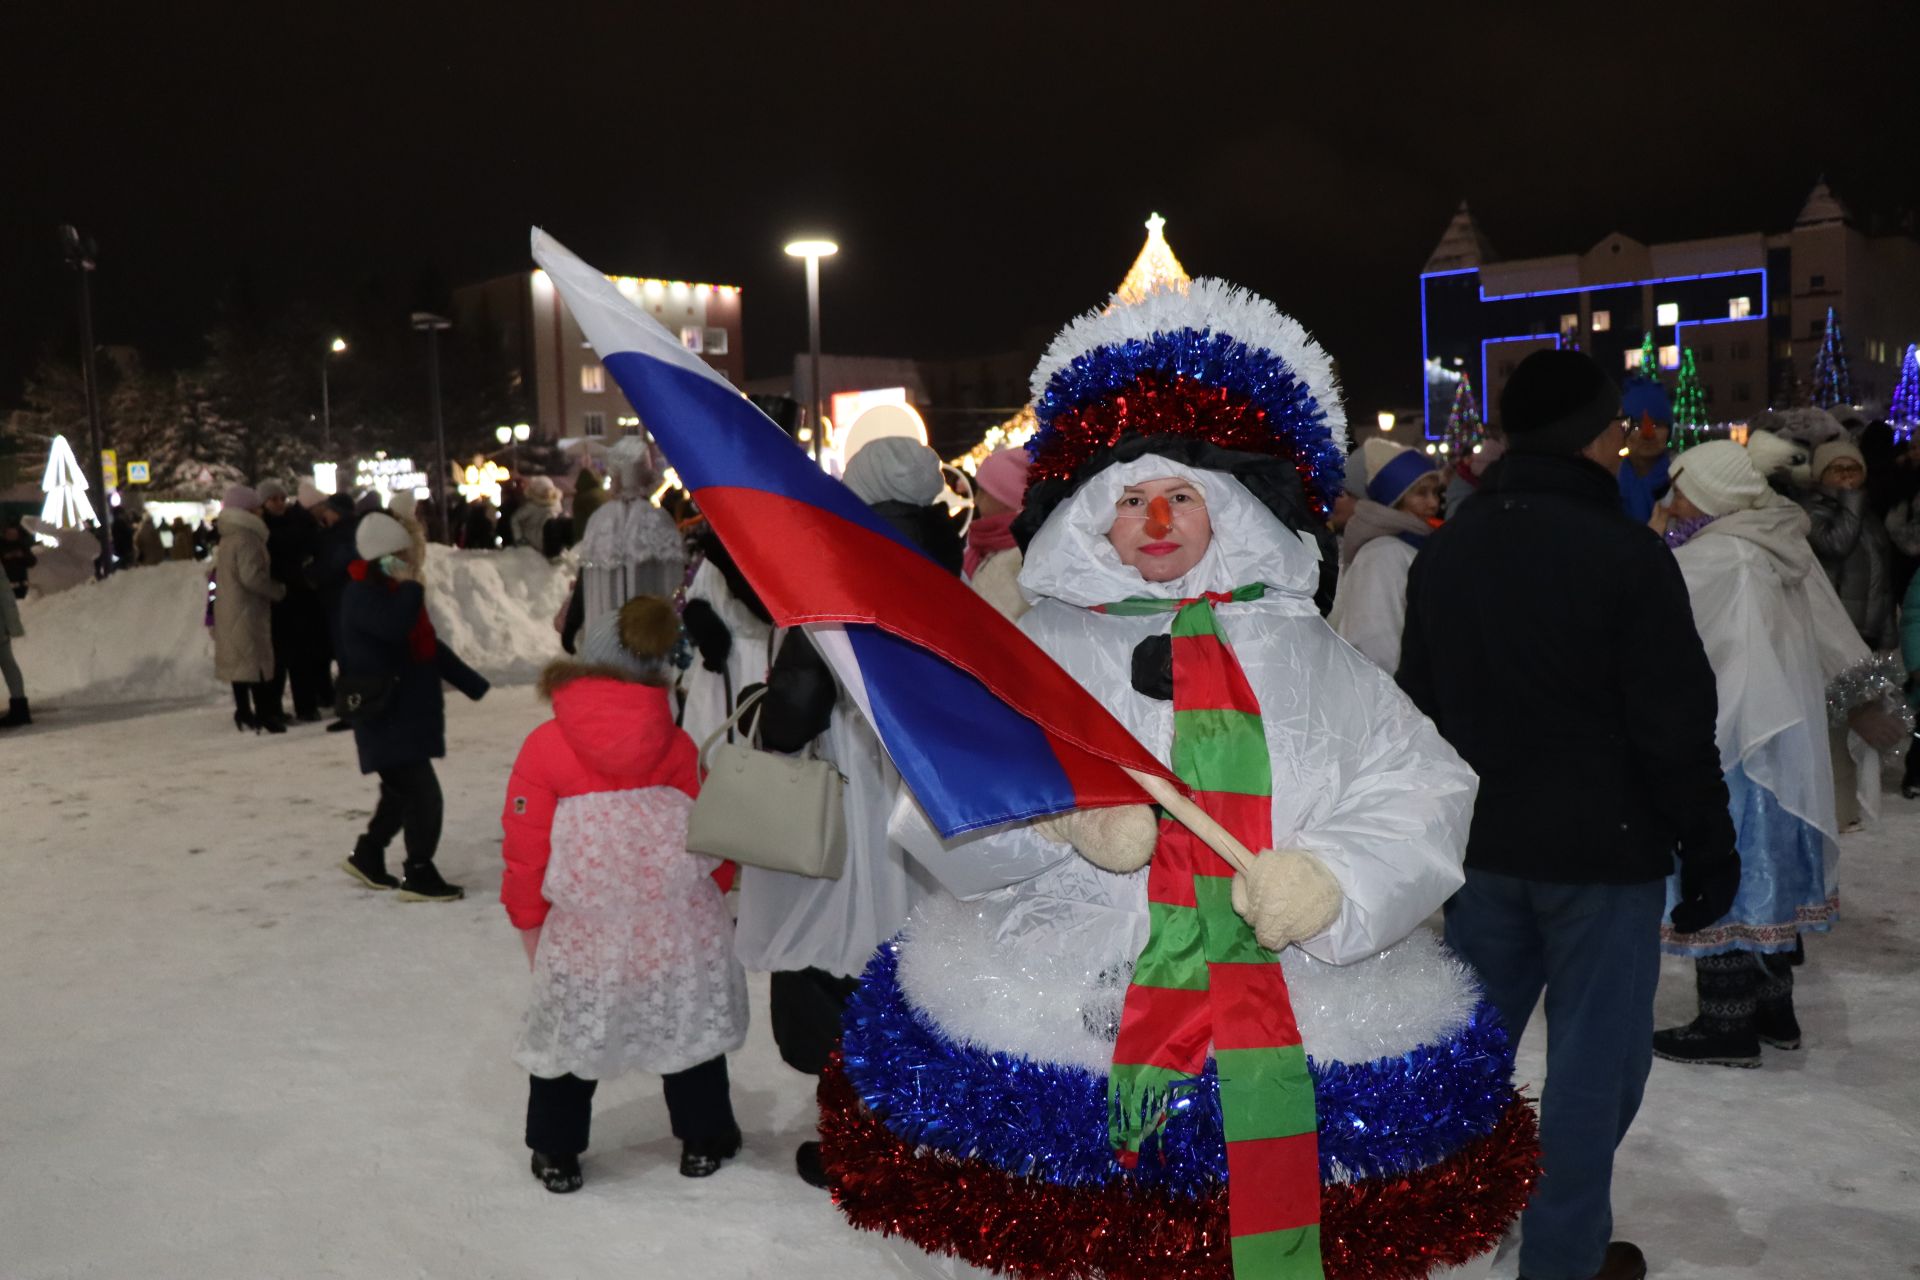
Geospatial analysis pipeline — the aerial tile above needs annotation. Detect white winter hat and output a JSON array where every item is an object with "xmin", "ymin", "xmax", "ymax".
[
  {"xmin": 296, "ymin": 479, "xmax": 327, "ymax": 509},
  {"xmin": 844, "ymin": 436, "xmax": 944, "ymax": 506},
  {"xmin": 356, "ymin": 511, "xmax": 412, "ymax": 561},
  {"xmin": 388, "ymin": 491, "xmax": 418, "ymax": 522},
  {"xmin": 525, "ymin": 474, "xmax": 562, "ymax": 505},
  {"xmin": 608, "ymin": 435, "xmax": 661, "ymax": 493},
  {"xmin": 1670, "ymin": 441, "xmax": 1769, "ymax": 517},
  {"xmin": 1812, "ymin": 440, "xmax": 1866, "ymax": 484},
  {"xmin": 1360, "ymin": 437, "xmax": 1437, "ymax": 508}
]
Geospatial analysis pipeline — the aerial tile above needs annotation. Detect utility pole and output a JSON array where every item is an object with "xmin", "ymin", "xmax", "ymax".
[
  {"xmin": 411, "ymin": 312, "xmax": 453, "ymax": 543},
  {"xmin": 60, "ymin": 225, "xmax": 115, "ymax": 576}
]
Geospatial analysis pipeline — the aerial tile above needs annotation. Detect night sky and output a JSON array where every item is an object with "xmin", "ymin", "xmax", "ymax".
[{"xmin": 6, "ymin": 1, "xmax": 1916, "ymax": 418}]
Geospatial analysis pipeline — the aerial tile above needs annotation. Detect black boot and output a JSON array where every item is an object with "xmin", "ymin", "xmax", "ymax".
[
  {"xmin": 679, "ymin": 1127, "xmax": 742, "ymax": 1178},
  {"xmin": 396, "ymin": 862, "xmax": 464, "ymax": 902},
  {"xmin": 1904, "ymin": 734, "xmax": 1920, "ymax": 799},
  {"xmin": 1755, "ymin": 952, "xmax": 1800, "ymax": 1049},
  {"xmin": 341, "ymin": 842, "xmax": 400, "ymax": 891},
  {"xmin": 251, "ymin": 683, "xmax": 288, "ymax": 735},
  {"xmin": 530, "ymin": 1151, "xmax": 583, "ymax": 1193},
  {"xmin": 233, "ymin": 684, "xmax": 259, "ymax": 732},
  {"xmin": 1654, "ymin": 953, "xmax": 1760, "ymax": 1068},
  {"xmin": 0, "ymin": 697, "xmax": 29, "ymax": 728}
]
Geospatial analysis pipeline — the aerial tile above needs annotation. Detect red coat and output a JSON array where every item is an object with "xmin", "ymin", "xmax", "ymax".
[{"xmin": 500, "ymin": 673, "xmax": 700, "ymax": 930}]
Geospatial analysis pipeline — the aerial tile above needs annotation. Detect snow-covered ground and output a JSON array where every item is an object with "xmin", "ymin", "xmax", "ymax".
[{"xmin": 4, "ymin": 688, "xmax": 1918, "ymax": 1279}]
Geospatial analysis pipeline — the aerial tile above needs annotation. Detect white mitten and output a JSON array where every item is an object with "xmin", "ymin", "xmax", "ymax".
[
  {"xmin": 1033, "ymin": 804, "xmax": 1157, "ymax": 873},
  {"xmin": 1229, "ymin": 848, "xmax": 1343, "ymax": 952}
]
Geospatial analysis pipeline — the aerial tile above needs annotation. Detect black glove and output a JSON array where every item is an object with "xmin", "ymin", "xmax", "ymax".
[
  {"xmin": 1668, "ymin": 849, "xmax": 1741, "ymax": 934},
  {"xmin": 680, "ymin": 598, "xmax": 732, "ymax": 673}
]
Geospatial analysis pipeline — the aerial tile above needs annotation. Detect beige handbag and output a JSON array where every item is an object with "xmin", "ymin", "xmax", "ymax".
[{"xmin": 687, "ymin": 686, "xmax": 848, "ymax": 879}]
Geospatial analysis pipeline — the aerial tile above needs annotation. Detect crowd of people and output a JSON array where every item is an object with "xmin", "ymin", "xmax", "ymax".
[{"xmin": 9, "ymin": 287, "xmax": 1913, "ymax": 1279}]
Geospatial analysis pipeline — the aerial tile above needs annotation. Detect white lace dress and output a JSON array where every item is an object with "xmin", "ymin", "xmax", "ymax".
[{"xmin": 515, "ymin": 786, "xmax": 749, "ymax": 1080}]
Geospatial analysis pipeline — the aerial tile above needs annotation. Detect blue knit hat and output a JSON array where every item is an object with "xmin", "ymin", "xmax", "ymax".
[{"xmin": 1621, "ymin": 377, "xmax": 1672, "ymax": 429}]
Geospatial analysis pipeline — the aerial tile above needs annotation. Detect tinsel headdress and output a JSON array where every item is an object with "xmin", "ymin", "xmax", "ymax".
[{"xmin": 1018, "ymin": 278, "xmax": 1348, "ymax": 539}]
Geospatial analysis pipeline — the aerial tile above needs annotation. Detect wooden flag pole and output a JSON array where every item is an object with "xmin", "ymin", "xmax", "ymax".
[{"xmin": 1123, "ymin": 767, "xmax": 1256, "ymax": 876}]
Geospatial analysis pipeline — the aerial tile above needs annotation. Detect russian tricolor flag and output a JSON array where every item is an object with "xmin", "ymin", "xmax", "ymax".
[{"xmin": 532, "ymin": 230, "xmax": 1170, "ymax": 836}]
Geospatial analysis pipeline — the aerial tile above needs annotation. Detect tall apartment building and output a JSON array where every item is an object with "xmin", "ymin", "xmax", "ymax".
[
  {"xmin": 452, "ymin": 267, "xmax": 744, "ymax": 443},
  {"xmin": 1419, "ymin": 182, "xmax": 1920, "ymax": 436}
]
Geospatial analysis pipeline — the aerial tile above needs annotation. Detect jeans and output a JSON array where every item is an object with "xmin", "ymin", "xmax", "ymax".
[
  {"xmin": 1443, "ymin": 869, "xmax": 1666, "ymax": 1280},
  {"xmin": 360, "ymin": 761, "xmax": 444, "ymax": 871},
  {"xmin": 525, "ymin": 1057, "xmax": 738, "ymax": 1156}
]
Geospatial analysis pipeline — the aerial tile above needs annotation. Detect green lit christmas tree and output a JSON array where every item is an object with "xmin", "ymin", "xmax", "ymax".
[
  {"xmin": 1672, "ymin": 348, "xmax": 1708, "ymax": 450},
  {"xmin": 1445, "ymin": 375, "xmax": 1485, "ymax": 459},
  {"xmin": 1811, "ymin": 306, "xmax": 1854, "ymax": 409},
  {"xmin": 1639, "ymin": 330, "xmax": 1658, "ymax": 379},
  {"xmin": 1891, "ymin": 343, "xmax": 1920, "ymax": 443}
]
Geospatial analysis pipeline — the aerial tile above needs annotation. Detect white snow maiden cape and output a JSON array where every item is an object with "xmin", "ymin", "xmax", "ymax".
[
  {"xmin": 1328, "ymin": 499, "xmax": 1431, "ymax": 674},
  {"xmin": 841, "ymin": 455, "xmax": 1533, "ymax": 1280},
  {"xmin": 676, "ymin": 557, "xmax": 774, "ymax": 748},
  {"xmin": 576, "ymin": 497, "xmax": 687, "ymax": 630},
  {"xmin": 1663, "ymin": 495, "xmax": 1862, "ymax": 953},
  {"xmin": 732, "ymin": 627, "xmax": 935, "ymax": 979}
]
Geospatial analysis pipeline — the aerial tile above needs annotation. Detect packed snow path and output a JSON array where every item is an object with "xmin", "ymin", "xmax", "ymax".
[{"xmin": 3, "ymin": 689, "xmax": 1916, "ymax": 1279}]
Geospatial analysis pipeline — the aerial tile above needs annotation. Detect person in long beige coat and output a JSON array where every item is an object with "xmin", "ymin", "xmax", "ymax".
[{"xmin": 214, "ymin": 485, "xmax": 287, "ymax": 733}]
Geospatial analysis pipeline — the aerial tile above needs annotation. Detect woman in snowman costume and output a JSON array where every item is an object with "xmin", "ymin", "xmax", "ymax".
[{"xmin": 821, "ymin": 282, "xmax": 1539, "ymax": 1280}]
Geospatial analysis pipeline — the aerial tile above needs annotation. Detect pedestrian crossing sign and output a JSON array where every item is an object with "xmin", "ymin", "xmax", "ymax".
[{"xmin": 127, "ymin": 461, "xmax": 151, "ymax": 484}]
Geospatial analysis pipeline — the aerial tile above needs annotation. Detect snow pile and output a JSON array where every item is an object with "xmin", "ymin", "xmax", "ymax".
[{"xmin": 13, "ymin": 546, "xmax": 572, "ymax": 707}]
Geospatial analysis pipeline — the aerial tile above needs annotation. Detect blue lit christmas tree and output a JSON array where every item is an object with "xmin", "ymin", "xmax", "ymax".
[
  {"xmin": 1811, "ymin": 306, "xmax": 1854, "ymax": 409},
  {"xmin": 1891, "ymin": 343, "xmax": 1920, "ymax": 443}
]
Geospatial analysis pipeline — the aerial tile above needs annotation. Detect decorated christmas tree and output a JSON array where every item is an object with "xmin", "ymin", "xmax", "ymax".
[
  {"xmin": 1811, "ymin": 306, "xmax": 1855, "ymax": 409},
  {"xmin": 38, "ymin": 434, "xmax": 99, "ymax": 542},
  {"xmin": 1671, "ymin": 348, "xmax": 1708, "ymax": 450},
  {"xmin": 1557, "ymin": 330, "xmax": 1580, "ymax": 353},
  {"xmin": 1889, "ymin": 343, "xmax": 1919, "ymax": 443},
  {"xmin": 1639, "ymin": 330, "xmax": 1658, "ymax": 379},
  {"xmin": 1445, "ymin": 374, "xmax": 1485, "ymax": 457}
]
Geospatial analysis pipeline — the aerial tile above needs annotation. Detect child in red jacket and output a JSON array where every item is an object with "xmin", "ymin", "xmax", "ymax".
[{"xmin": 501, "ymin": 596, "xmax": 747, "ymax": 1192}]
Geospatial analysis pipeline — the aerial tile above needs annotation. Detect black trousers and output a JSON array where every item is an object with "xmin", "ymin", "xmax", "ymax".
[
  {"xmin": 525, "ymin": 1057, "xmax": 737, "ymax": 1156},
  {"xmin": 231, "ymin": 681, "xmax": 281, "ymax": 723},
  {"xmin": 267, "ymin": 655, "xmax": 334, "ymax": 719},
  {"xmin": 358, "ymin": 761, "xmax": 444, "ymax": 870},
  {"xmin": 769, "ymin": 968, "xmax": 859, "ymax": 1077}
]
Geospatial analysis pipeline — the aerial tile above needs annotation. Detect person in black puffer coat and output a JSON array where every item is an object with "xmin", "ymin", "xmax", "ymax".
[
  {"xmin": 1398, "ymin": 349, "xmax": 1737, "ymax": 1280},
  {"xmin": 337, "ymin": 512, "xmax": 490, "ymax": 900},
  {"xmin": 259, "ymin": 480, "xmax": 334, "ymax": 722}
]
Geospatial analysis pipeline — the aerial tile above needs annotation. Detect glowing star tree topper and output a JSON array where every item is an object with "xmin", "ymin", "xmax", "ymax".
[{"xmin": 39, "ymin": 434, "xmax": 99, "ymax": 543}]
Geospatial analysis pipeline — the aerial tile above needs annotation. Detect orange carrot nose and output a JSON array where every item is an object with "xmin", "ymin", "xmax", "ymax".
[{"xmin": 1145, "ymin": 494, "xmax": 1174, "ymax": 538}]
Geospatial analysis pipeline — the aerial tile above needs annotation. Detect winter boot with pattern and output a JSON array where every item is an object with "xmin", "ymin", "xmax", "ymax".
[
  {"xmin": 396, "ymin": 862, "xmax": 464, "ymax": 902},
  {"xmin": 679, "ymin": 1126, "xmax": 742, "ymax": 1178},
  {"xmin": 1654, "ymin": 953, "xmax": 1760, "ymax": 1068},
  {"xmin": 530, "ymin": 1151, "xmax": 583, "ymax": 1194},
  {"xmin": 0, "ymin": 697, "xmax": 29, "ymax": 728},
  {"xmin": 341, "ymin": 843, "xmax": 400, "ymax": 891}
]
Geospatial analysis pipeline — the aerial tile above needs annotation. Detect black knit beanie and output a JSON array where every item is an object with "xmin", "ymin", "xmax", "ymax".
[{"xmin": 1501, "ymin": 350, "xmax": 1620, "ymax": 456}]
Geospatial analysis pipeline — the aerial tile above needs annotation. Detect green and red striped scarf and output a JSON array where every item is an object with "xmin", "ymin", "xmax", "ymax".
[{"xmin": 1101, "ymin": 585, "xmax": 1323, "ymax": 1279}]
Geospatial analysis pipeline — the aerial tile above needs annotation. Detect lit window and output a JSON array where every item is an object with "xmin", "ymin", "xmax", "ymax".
[
  {"xmin": 679, "ymin": 326, "xmax": 705, "ymax": 354},
  {"xmin": 1592, "ymin": 310, "xmax": 1611, "ymax": 332},
  {"xmin": 1560, "ymin": 313, "xmax": 1578, "ymax": 334},
  {"xmin": 1625, "ymin": 348, "xmax": 1644, "ymax": 370},
  {"xmin": 1729, "ymin": 296, "xmax": 1752, "ymax": 319},
  {"xmin": 1656, "ymin": 303, "xmax": 1679, "ymax": 326},
  {"xmin": 583, "ymin": 412, "xmax": 605, "ymax": 437},
  {"xmin": 703, "ymin": 327, "xmax": 730, "ymax": 355},
  {"xmin": 1659, "ymin": 345, "xmax": 1680, "ymax": 370},
  {"xmin": 581, "ymin": 364, "xmax": 605, "ymax": 393}
]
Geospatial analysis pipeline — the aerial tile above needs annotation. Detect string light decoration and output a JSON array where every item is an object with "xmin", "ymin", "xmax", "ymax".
[
  {"xmin": 1811, "ymin": 306, "xmax": 1855, "ymax": 409},
  {"xmin": 1672, "ymin": 348, "xmax": 1708, "ymax": 450},
  {"xmin": 1890, "ymin": 343, "xmax": 1920, "ymax": 443},
  {"xmin": 956, "ymin": 216, "xmax": 1194, "ymax": 470},
  {"xmin": 1112, "ymin": 212, "xmax": 1191, "ymax": 309},
  {"xmin": 1638, "ymin": 330, "xmax": 1658, "ymax": 379},
  {"xmin": 38, "ymin": 434, "xmax": 99, "ymax": 544},
  {"xmin": 1444, "ymin": 375, "xmax": 1485, "ymax": 458}
]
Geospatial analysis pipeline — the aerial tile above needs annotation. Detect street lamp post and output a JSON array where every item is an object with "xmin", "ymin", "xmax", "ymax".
[
  {"xmin": 784, "ymin": 238, "xmax": 838, "ymax": 461},
  {"xmin": 59, "ymin": 225, "xmax": 115, "ymax": 576},
  {"xmin": 410, "ymin": 311, "xmax": 453, "ymax": 543},
  {"xmin": 494, "ymin": 421, "xmax": 531, "ymax": 474},
  {"xmin": 322, "ymin": 337, "xmax": 347, "ymax": 456}
]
